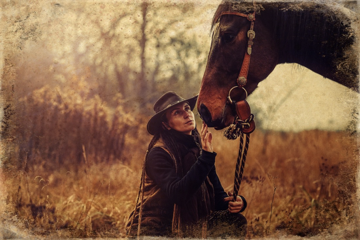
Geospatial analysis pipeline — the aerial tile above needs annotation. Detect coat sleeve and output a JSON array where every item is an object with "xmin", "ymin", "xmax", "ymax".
[
  {"xmin": 145, "ymin": 147, "xmax": 216, "ymax": 205},
  {"xmin": 208, "ymin": 166, "xmax": 229, "ymax": 211},
  {"xmin": 208, "ymin": 166, "xmax": 248, "ymax": 212}
]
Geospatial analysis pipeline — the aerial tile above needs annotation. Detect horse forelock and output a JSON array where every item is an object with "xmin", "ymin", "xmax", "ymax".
[
  {"xmin": 210, "ymin": 1, "xmax": 357, "ymax": 31},
  {"xmin": 211, "ymin": 0, "xmax": 260, "ymax": 31}
]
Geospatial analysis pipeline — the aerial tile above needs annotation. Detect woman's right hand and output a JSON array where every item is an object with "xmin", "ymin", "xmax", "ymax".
[{"xmin": 200, "ymin": 122, "xmax": 213, "ymax": 153}]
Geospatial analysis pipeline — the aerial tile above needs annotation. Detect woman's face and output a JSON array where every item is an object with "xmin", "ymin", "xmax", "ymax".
[{"xmin": 163, "ymin": 102, "xmax": 196, "ymax": 135}]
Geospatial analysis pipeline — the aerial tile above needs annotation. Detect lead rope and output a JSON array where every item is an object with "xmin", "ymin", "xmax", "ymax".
[
  {"xmin": 224, "ymin": 106, "xmax": 254, "ymax": 200},
  {"xmin": 233, "ymin": 132, "xmax": 250, "ymax": 201},
  {"xmin": 220, "ymin": 2, "xmax": 257, "ymax": 200}
]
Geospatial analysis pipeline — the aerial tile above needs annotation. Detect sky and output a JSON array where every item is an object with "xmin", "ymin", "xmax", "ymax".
[{"xmin": 248, "ymin": 64, "xmax": 359, "ymax": 132}]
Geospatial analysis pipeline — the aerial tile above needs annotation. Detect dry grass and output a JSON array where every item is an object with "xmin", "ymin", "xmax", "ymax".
[
  {"xmin": 214, "ymin": 130, "xmax": 358, "ymax": 237},
  {"xmin": 13, "ymin": 76, "xmax": 139, "ymax": 169},
  {"xmin": 1, "ymin": 83, "xmax": 359, "ymax": 238}
]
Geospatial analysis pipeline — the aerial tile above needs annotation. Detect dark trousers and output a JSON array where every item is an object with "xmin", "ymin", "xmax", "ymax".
[
  {"xmin": 128, "ymin": 210, "xmax": 247, "ymax": 238},
  {"xmin": 206, "ymin": 210, "xmax": 247, "ymax": 239}
]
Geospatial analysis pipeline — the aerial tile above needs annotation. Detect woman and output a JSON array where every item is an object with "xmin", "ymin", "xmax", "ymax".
[{"xmin": 126, "ymin": 92, "xmax": 247, "ymax": 238}]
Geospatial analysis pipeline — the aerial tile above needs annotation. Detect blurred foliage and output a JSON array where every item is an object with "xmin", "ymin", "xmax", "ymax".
[
  {"xmin": 1, "ymin": 0, "xmax": 215, "ymax": 176},
  {"xmin": 2, "ymin": 0, "xmax": 214, "ymax": 114},
  {"xmin": 14, "ymin": 77, "xmax": 136, "ymax": 170}
]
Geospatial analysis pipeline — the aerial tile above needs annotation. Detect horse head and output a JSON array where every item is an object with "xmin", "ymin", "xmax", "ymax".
[
  {"xmin": 197, "ymin": 0, "xmax": 357, "ymax": 129},
  {"xmin": 197, "ymin": 1, "xmax": 279, "ymax": 129}
]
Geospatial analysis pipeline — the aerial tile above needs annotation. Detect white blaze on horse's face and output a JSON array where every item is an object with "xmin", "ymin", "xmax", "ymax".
[{"xmin": 197, "ymin": 8, "xmax": 279, "ymax": 129}]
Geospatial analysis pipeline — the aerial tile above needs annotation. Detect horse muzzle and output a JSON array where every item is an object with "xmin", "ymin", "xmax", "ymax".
[{"xmin": 198, "ymin": 103, "xmax": 234, "ymax": 129}]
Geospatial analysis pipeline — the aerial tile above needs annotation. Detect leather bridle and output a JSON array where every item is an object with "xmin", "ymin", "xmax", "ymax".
[
  {"xmin": 217, "ymin": 11, "xmax": 256, "ymax": 90},
  {"xmin": 215, "ymin": 7, "xmax": 257, "ymax": 202},
  {"xmin": 215, "ymin": 9, "xmax": 256, "ymax": 135}
]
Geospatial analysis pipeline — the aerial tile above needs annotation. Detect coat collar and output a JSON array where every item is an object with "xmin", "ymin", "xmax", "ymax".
[{"xmin": 168, "ymin": 129, "xmax": 200, "ymax": 150}]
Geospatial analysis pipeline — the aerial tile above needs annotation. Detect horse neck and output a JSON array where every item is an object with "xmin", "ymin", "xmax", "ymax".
[{"xmin": 260, "ymin": 2, "xmax": 358, "ymax": 91}]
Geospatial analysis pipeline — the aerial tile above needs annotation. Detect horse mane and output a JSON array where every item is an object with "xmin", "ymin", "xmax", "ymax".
[
  {"xmin": 212, "ymin": 0, "xmax": 358, "ymax": 89},
  {"xmin": 212, "ymin": 0, "xmax": 357, "ymax": 29}
]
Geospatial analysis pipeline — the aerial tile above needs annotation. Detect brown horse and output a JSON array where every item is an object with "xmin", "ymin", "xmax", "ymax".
[{"xmin": 197, "ymin": 0, "xmax": 358, "ymax": 129}]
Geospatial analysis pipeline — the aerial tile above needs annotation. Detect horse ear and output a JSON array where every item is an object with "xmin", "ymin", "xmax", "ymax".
[{"xmin": 162, "ymin": 122, "xmax": 171, "ymax": 130}]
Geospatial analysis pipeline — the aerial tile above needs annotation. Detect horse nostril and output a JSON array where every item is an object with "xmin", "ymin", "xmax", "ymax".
[{"xmin": 199, "ymin": 104, "xmax": 212, "ymax": 124}]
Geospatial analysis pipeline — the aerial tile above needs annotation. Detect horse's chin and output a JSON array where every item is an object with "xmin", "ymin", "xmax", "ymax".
[
  {"xmin": 207, "ymin": 114, "xmax": 235, "ymax": 130},
  {"xmin": 214, "ymin": 126, "xmax": 226, "ymax": 130}
]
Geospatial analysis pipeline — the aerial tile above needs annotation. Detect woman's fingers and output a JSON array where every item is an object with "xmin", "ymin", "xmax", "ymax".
[
  {"xmin": 201, "ymin": 122, "xmax": 213, "ymax": 152},
  {"xmin": 207, "ymin": 131, "xmax": 212, "ymax": 143},
  {"xmin": 201, "ymin": 122, "xmax": 208, "ymax": 141},
  {"xmin": 201, "ymin": 122, "xmax": 207, "ymax": 141},
  {"xmin": 224, "ymin": 192, "xmax": 239, "ymax": 202},
  {"xmin": 202, "ymin": 122, "xmax": 207, "ymax": 136},
  {"xmin": 229, "ymin": 201, "xmax": 243, "ymax": 213},
  {"xmin": 205, "ymin": 132, "xmax": 212, "ymax": 148},
  {"xmin": 228, "ymin": 204, "xmax": 243, "ymax": 213},
  {"xmin": 224, "ymin": 192, "xmax": 244, "ymax": 213}
]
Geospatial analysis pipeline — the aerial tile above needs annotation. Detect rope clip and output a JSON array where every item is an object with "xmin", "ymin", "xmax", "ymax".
[{"xmin": 225, "ymin": 87, "xmax": 255, "ymax": 139}]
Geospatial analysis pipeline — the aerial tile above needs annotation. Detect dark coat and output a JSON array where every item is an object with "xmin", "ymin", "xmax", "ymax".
[{"xmin": 127, "ymin": 130, "xmax": 246, "ymax": 237}]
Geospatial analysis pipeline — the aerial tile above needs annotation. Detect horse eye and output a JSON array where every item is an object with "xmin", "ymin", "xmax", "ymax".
[{"xmin": 222, "ymin": 33, "xmax": 235, "ymax": 44}]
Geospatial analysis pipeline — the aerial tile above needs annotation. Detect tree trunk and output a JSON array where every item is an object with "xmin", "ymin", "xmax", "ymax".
[{"xmin": 139, "ymin": 1, "xmax": 148, "ymax": 99}]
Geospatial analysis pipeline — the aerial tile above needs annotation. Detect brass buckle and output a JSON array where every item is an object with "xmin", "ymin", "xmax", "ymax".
[
  {"xmin": 247, "ymin": 13, "xmax": 255, "ymax": 21},
  {"xmin": 247, "ymin": 30, "xmax": 255, "ymax": 39},
  {"xmin": 237, "ymin": 76, "xmax": 247, "ymax": 87}
]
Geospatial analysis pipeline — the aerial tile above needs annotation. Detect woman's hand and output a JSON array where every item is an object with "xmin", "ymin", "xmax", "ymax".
[
  {"xmin": 200, "ymin": 122, "xmax": 213, "ymax": 152},
  {"xmin": 224, "ymin": 191, "xmax": 244, "ymax": 213}
]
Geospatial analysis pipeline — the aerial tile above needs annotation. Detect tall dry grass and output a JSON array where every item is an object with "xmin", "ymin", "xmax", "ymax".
[
  {"xmin": 3, "ymin": 77, "xmax": 150, "ymax": 237},
  {"xmin": 13, "ymin": 76, "xmax": 141, "ymax": 169},
  {"xmin": 214, "ymin": 130, "xmax": 358, "ymax": 237},
  {"xmin": 2, "ymin": 82, "xmax": 359, "ymax": 238}
]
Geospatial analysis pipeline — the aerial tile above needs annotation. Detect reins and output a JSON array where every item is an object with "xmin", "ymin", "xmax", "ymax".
[{"xmin": 218, "ymin": 5, "xmax": 257, "ymax": 201}]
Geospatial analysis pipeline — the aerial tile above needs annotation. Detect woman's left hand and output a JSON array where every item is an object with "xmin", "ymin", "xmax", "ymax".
[
  {"xmin": 224, "ymin": 191, "xmax": 244, "ymax": 213},
  {"xmin": 200, "ymin": 122, "xmax": 213, "ymax": 152}
]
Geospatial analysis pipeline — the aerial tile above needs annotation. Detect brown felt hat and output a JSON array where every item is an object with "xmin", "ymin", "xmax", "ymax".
[{"xmin": 147, "ymin": 92, "xmax": 198, "ymax": 135}]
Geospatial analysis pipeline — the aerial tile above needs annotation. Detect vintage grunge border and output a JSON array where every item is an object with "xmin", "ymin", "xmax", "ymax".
[{"xmin": 1, "ymin": 0, "xmax": 359, "ymax": 239}]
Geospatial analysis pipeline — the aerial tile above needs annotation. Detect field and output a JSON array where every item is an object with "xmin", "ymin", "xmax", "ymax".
[{"xmin": 0, "ymin": 83, "xmax": 358, "ymax": 239}]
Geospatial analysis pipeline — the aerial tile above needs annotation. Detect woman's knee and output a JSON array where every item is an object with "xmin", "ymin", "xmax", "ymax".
[{"xmin": 207, "ymin": 210, "xmax": 247, "ymax": 238}]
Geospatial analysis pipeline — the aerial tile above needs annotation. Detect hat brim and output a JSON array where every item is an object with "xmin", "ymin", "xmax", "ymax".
[{"xmin": 147, "ymin": 95, "xmax": 198, "ymax": 135}]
